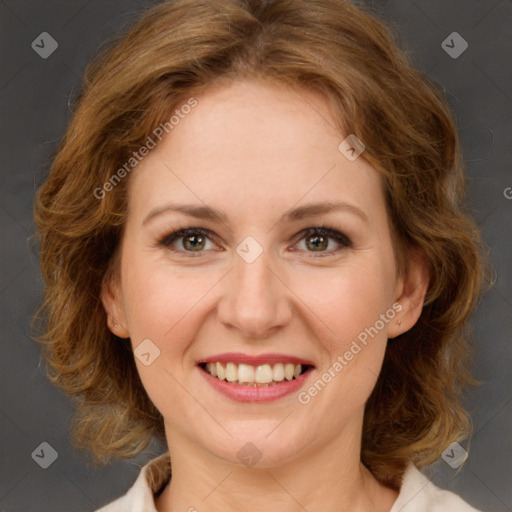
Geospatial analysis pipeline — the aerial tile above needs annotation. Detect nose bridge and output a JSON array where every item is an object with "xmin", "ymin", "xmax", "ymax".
[{"xmin": 218, "ymin": 240, "xmax": 291, "ymax": 337}]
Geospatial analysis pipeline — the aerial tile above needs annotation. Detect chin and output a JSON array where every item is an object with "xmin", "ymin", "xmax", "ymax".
[{"xmin": 211, "ymin": 428, "xmax": 307, "ymax": 469}]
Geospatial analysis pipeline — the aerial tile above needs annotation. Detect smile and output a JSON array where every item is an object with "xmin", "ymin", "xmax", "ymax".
[
  {"xmin": 200, "ymin": 361, "xmax": 309, "ymax": 386},
  {"xmin": 197, "ymin": 353, "xmax": 315, "ymax": 403}
]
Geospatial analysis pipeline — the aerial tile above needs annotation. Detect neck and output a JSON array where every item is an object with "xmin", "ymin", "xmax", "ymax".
[{"xmin": 155, "ymin": 414, "xmax": 398, "ymax": 512}]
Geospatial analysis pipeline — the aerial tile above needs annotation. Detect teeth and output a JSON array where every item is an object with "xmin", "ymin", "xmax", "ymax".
[
  {"xmin": 216, "ymin": 362, "xmax": 225, "ymax": 380},
  {"xmin": 238, "ymin": 363, "xmax": 255, "ymax": 383},
  {"xmin": 225, "ymin": 362, "xmax": 237, "ymax": 382},
  {"xmin": 203, "ymin": 361, "xmax": 306, "ymax": 385},
  {"xmin": 207, "ymin": 363, "xmax": 217, "ymax": 377},
  {"xmin": 273, "ymin": 363, "xmax": 285, "ymax": 382},
  {"xmin": 255, "ymin": 364, "xmax": 273, "ymax": 383}
]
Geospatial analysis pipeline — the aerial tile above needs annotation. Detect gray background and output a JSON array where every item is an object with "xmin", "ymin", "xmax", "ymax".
[{"xmin": 1, "ymin": 0, "xmax": 511, "ymax": 511}]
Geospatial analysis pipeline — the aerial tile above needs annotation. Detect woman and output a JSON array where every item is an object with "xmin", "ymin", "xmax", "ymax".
[{"xmin": 33, "ymin": 0, "xmax": 488, "ymax": 510}]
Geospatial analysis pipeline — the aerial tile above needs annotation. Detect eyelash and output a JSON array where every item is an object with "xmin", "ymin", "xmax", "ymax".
[{"xmin": 157, "ymin": 224, "xmax": 351, "ymax": 258}]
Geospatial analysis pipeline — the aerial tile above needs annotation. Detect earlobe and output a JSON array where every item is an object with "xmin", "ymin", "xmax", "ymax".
[
  {"xmin": 100, "ymin": 271, "xmax": 130, "ymax": 339},
  {"xmin": 388, "ymin": 247, "xmax": 430, "ymax": 339}
]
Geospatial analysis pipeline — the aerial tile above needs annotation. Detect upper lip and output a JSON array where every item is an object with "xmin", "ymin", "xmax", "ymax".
[{"xmin": 197, "ymin": 352, "xmax": 315, "ymax": 367}]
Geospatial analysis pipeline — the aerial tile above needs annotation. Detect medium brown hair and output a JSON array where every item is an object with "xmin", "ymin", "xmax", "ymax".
[{"xmin": 33, "ymin": 0, "xmax": 488, "ymax": 489}]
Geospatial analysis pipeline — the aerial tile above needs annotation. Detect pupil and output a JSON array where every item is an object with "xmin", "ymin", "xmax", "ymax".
[
  {"xmin": 308, "ymin": 234, "xmax": 327, "ymax": 251},
  {"xmin": 184, "ymin": 234, "xmax": 204, "ymax": 251}
]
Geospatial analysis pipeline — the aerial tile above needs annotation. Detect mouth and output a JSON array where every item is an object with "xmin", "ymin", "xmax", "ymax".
[
  {"xmin": 196, "ymin": 353, "xmax": 316, "ymax": 402},
  {"xmin": 198, "ymin": 361, "xmax": 312, "ymax": 386}
]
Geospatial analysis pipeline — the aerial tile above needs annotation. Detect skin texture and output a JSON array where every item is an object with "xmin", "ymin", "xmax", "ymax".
[{"xmin": 102, "ymin": 78, "xmax": 429, "ymax": 511}]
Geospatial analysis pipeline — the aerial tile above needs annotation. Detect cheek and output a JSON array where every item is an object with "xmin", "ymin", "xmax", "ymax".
[
  {"xmin": 121, "ymin": 253, "xmax": 222, "ymax": 356},
  {"xmin": 292, "ymin": 257, "xmax": 396, "ymax": 345},
  {"xmin": 296, "ymin": 268, "xmax": 394, "ymax": 406},
  {"xmin": 291, "ymin": 256, "xmax": 397, "ymax": 410},
  {"xmin": 119, "ymin": 259, "xmax": 216, "ymax": 412}
]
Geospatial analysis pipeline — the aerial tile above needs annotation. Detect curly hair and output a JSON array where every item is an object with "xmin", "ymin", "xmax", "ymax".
[{"xmin": 33, "ymin": 0, "xmax": 488, "ymax": 489}]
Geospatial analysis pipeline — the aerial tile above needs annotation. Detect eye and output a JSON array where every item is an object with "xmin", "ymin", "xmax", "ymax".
[
  {"xmin": 291, "ymin": 225, "xmax": 351, "ymax": 257},
  {"xmin": 159, "ymin": 227, "xmax": 217, "ymax": 256},
  {"xmin": 158, "ymin": 224, "xmax": 351, "ymax": 258}
]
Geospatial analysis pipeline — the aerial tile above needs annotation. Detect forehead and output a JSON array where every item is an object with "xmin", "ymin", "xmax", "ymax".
[{"xmin": 127, "ymin": 78, "xmax": 385, "ymax": 226}]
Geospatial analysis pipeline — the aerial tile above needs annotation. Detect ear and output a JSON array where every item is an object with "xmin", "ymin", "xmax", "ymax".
[
  {"xmin": 100, "ymin": 269, "xmax": 130, "ymax": 339},
  {"xmin": 388, "ymin": 246, "xmax": 430, "ymax": 339}
]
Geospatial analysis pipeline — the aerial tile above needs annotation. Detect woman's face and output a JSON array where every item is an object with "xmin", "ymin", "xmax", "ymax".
[{"xmin": 104, "ymin": 78, "xmax": 412, "ymax": 468}]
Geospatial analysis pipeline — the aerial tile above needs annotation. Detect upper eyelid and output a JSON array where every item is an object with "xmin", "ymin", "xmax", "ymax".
[{"xmin": 160, "ymin": 227, "xmax": 216, "ymax": 245}]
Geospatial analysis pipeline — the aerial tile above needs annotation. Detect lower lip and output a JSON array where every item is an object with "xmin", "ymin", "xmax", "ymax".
[{"xmin": 199, "ymin": 366, "xmax": 314, "ymax": 403}]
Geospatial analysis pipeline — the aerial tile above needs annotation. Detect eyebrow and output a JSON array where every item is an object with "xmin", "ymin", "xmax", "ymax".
[
  {"xmin": 280, "ymin": 201, "xmax": 368, "ymax": 223},
  {"xmin": 142, "ymin": 200, "xmax": 368, "ymax": 226},
  {"xmin": 143, "ymin": 203, "xmax": 229, "ymax": 226}
]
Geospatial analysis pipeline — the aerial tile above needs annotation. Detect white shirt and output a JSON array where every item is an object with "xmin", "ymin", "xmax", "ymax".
[{"xmin": 95, "ymin": 452, "xmax": 483, "ymax": 511}]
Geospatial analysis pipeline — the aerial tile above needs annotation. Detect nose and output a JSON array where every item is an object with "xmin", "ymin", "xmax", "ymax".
[{"xmin": 216, "ymin": 244, "xmax": 293, "ymax": 339}]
